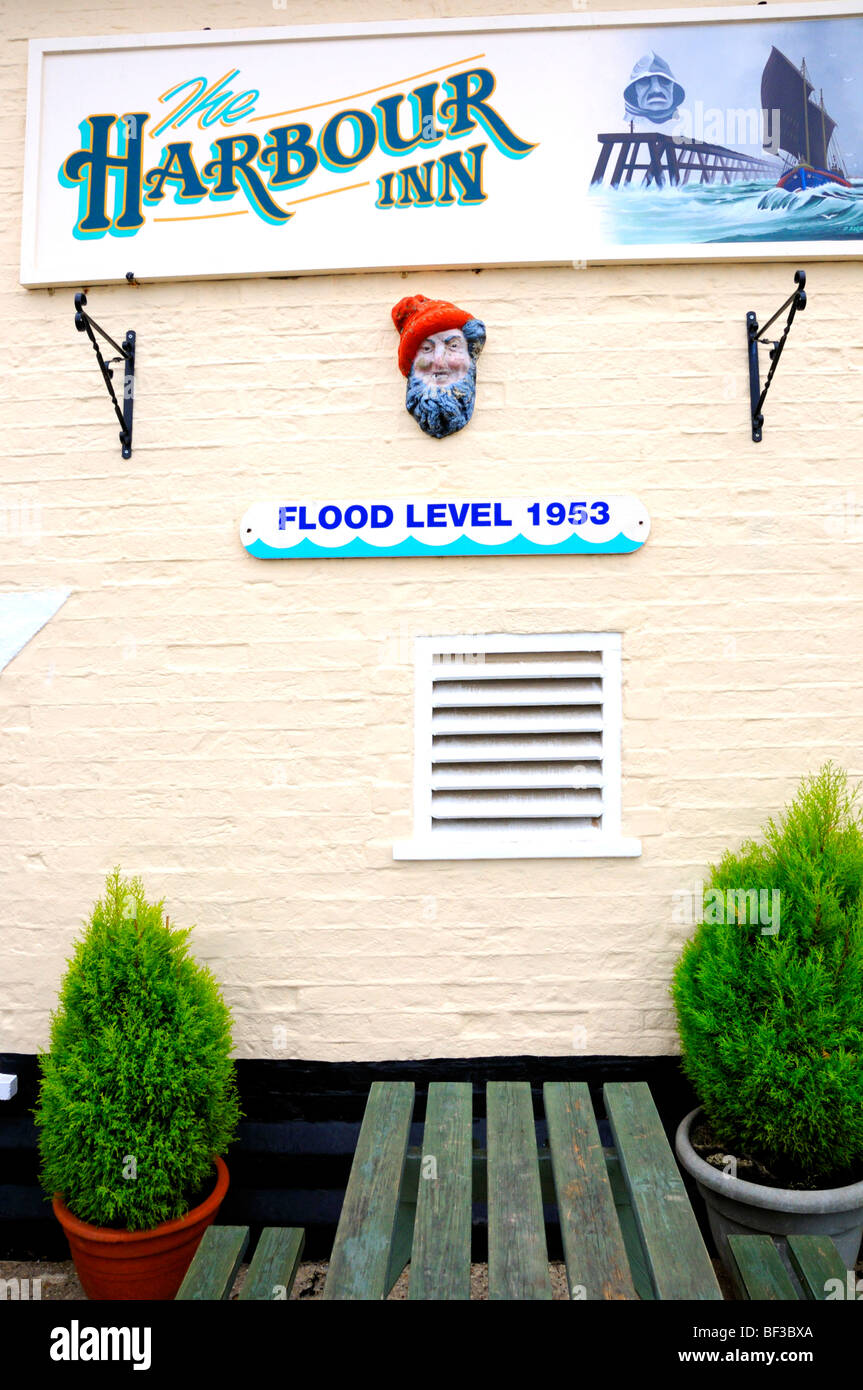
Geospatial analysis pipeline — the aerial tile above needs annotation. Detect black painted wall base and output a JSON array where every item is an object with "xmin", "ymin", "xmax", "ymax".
[{"xmin": 0, "ymin": 1052, "xmax": 700, "ymax": 1261}]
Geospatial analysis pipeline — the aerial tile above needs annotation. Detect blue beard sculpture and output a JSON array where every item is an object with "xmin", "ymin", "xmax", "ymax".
[{"xmin": 405, "ymin": 360, "xmax": 478, "ymax": 439}]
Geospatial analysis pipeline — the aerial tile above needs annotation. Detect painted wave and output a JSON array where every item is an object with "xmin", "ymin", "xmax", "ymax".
[
  {"xmin": 245, "ymin": 531, "xmax": 645, "ymax": 559},
  {"xmin": 594, "ymin": 177, "xmax": 863, "ymax": 245}
]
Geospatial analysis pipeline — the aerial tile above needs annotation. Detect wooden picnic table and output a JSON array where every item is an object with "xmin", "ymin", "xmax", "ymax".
[
  {"xmin": 172, "ymin": 1079, "xmax": 850, "ymax": 1301},
  {"xmin": 322, "ymin": 1078, "xmax": 724, "ymax": 1301}
]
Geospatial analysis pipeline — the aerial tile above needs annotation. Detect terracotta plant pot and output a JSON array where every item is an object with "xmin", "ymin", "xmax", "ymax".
[{"xmin": 52, "ymin": 1155, "xmax": 229, "ymax": 1300}]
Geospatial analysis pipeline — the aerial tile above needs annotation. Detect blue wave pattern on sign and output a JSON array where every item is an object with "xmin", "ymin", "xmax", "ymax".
[{"xmin": 246, "ymin": 532, "xmax": 643, "ymax": 559}]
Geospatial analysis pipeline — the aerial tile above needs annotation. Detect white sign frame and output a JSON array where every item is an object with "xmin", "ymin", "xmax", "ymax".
[{"xmin": 21, "ymin": 1, "xmax": 863, "ymax": 287}]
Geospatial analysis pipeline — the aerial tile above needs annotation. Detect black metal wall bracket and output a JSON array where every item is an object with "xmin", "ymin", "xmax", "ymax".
[
  {"xmin": 74, "ymin": 292, "xmax": 136, "ymax": 458},
  {"xmin": 746, "ymin": 269, "xmax": 807, "ymax": 443}
]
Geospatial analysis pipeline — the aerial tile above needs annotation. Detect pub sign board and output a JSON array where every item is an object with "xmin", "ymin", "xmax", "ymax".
[
  {"xmin": 240, "ymin": 496, "xmax": 651, "ymax": 559},
  {"xmin": 21, "ymin": 2, "xmax": 863, "ymax": 286}
]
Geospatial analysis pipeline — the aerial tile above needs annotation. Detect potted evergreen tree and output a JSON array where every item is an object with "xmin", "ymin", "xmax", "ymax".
[
  {"xmin": 35, "ymin": 870, "xmax": 240, "ymax": 1300},
  {"xmin": 673, "ymin": 764, "xmax": 863, "ymax": 1278}
]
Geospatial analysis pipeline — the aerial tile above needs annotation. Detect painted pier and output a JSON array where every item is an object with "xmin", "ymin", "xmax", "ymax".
[{"xmin": 591, "ymin": 132, "xmax": 775, "ymax": 188}]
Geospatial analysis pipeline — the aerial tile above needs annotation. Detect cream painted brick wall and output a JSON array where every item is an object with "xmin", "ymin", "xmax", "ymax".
[{"xmin": 1, "ymin": 0, "xmax": 862, "ymax": 1060}]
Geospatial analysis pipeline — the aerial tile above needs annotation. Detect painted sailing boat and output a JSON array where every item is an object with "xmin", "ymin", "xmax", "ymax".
[{"xmin": 761, "ymin": 46, "xmax": 851, "ymax": 191}]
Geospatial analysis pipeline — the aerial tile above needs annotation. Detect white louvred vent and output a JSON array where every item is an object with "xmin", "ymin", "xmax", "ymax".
[
  {"xmin": 394, "ymin": 633, "xmax": 639, "ymax": 860},
  {"xmin": 430, "ymin": 645, "xmax": 605, "ymax": 835}
]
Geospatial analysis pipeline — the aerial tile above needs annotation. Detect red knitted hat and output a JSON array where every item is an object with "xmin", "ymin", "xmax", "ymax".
[{"xmin": 392, "ymin": 295, "xmax": 474, "ymax": 377}]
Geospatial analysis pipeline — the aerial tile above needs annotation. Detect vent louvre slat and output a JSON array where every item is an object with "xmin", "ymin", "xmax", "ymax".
[
  {"xmin": 431, "ymin": 734, "xmax": 603, "ymax": 762},
  {"xmin": 431, "ymin": 762, "xmax": 604, "ymax": 790},
  {"xmin": 431, "ymin": 659, "xmax": 602, "ymax": 681},
  {"xmin": 432, "ymin": 678, "xmax": 602, "ymax": 707},
  {"xmin": 432, "ymin": 789, "xmax": 603, "ymax": 819},
  {"xmin": 432, "ymin": 707, "xmax": 604, "ymax": 735},
  {"xmin": 432, "ymin": 650, "xmax": 603, "ymax": 669},
  {"xmin": 430, "ymin": 816, "xmax": 602, "ymax": 835}
]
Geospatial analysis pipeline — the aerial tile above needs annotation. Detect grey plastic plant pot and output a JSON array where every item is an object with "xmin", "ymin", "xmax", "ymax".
[{"xmin": 675, "ymin": 1107, "xmax": 863, "ymax": 1283}]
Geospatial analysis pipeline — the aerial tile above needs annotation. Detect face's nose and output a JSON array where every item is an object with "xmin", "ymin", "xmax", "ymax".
[{"xmin": 431, "ymin": 340, "xmax": 447, "ymax": 365}]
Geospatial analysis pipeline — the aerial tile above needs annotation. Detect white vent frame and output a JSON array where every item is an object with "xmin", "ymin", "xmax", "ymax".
[{"xmin": 393, "ymin": 632, "xmax": 641, "ymax": 861}]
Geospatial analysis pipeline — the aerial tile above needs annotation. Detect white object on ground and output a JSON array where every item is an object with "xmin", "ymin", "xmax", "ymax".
[{"xmin": 0, "ymin": 1074, "xmax": 18, "ymax": 1100}]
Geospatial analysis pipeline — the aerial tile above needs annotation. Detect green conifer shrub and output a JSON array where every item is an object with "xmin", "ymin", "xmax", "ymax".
[
  {"xmin": 672, "ymin": 764, "xmax": 863, "ymax": 1185},
  {"xmin": 35, "ymin": 870, "xmax": 240, "ymax": 1230}
]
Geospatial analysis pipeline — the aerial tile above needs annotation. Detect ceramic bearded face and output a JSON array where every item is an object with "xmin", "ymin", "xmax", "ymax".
[{"xmin": 392, "ymin": 295, "xmax": 486, "ymax": 439}]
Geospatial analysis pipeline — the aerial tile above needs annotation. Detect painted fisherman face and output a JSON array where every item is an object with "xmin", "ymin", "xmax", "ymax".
[
  {"xmin": 412, "ymin": 329, "xmax": 472, "ymax": 389},
  {"xmin": 634, "ymin": 74, "xmax": 674, "ymax": 113},
  {"xmin": 623, "ymin": 52, "xmax": 685, "ymax": 125}
]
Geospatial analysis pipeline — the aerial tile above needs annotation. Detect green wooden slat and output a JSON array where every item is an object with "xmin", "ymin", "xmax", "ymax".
[
  {"xmin": 384, "ymin": 1199, "xmax": 416, "ymax": 1295},
  {"xmin": 604, "ymin": 1082, "xmax": 722, "ymax": 1301},
  {"xmin": 175, "ymin": 1225, "xmax": 249, "ymax": 1301},
  {"xmin": 606, "ymin": 1153, "xmax": 655, "ymax": 1300},
  {"xmin": 727, "ymin": 1235, "xmax": 799, "ymax": 1300},
  {"xmin": 410, "ymin": 1082, "xmax": 473, "ymax": 1300},
  {"xmin": 787, "ymin": 1234, "xmax": 849, "ymax": 1301},
  {"xmin": 239, "ymin": 1227, "xmax": 305, "ymax": 1301},
  {"xmin": 611, "ymin": 1180, "xmax": 655, "ymax": 1301},
  {"xmin": 486, "ymin": 1082, "xmax": 552, "ymax": 1300},
  {"xmin": 323, "ymin": 1080, "xmax": 415, "ymax": 1300},
  {"xmin": 544, "ymin": 1081, "xmax": 636, "ymax": 1300}
]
